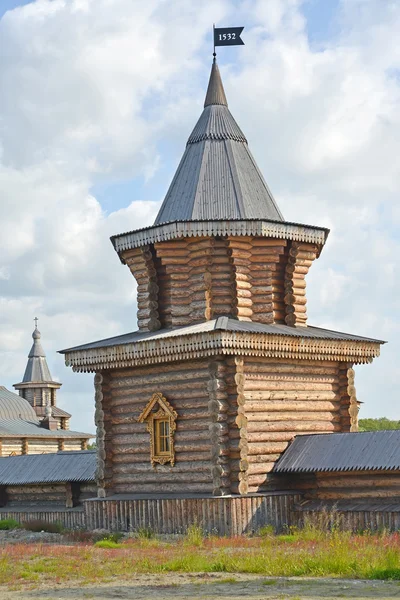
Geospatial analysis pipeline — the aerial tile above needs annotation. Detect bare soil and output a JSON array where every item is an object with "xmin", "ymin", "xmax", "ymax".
[{"xmin": 3, "ymin": 574, "xmax": 400, "ymax": 600}]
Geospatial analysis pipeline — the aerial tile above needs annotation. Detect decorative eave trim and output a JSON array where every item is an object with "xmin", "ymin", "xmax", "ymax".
[
  {"xmin": 111, "ymin": 219, "xmax": 329, "ymax": 260},
  {"xmin": 64, "ymin": 331, "xmax": 381, "ymax": 373}
]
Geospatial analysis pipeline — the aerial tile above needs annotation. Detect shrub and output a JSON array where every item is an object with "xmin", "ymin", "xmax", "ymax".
[
  {"xmin": 22, "ymin": 519, "xmax": 64, "ymax": 534},
  {"xmin": 94, "ymin": 539, "xmax": 122, "ymax": 549},
  {"xmin": 259, "ymin": 525, "xmax": 275, "ymax": 537},
  {"xmin": 136, "ymin": 527, "xmax": 154, "ymax": 539},
  {"xmin": 0, "ymin": 518, "xmax": 20, "ymax": 530},
  {"xmin": 185, "ymin": 523, "xmax": 204, "ymax": 546}
]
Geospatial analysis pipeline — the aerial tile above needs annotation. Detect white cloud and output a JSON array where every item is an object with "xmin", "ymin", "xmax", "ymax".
[{"xmin": 0, "ymin": 0, "xmax": 399, "ymax": 433}]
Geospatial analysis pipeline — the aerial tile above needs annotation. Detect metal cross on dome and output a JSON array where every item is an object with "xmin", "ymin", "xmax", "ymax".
[{"xmin": 34, "ymin": 316, "xmax": 39, "ymax": 329}]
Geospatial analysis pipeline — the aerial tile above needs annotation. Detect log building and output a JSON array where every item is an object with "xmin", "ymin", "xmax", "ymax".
[
  {"xmin": 0, "ymin": 324, "xmax": 93, "ymax": 456},
  {"xmin": 60, "ymin": 60, "xmax": 384, "ymax": 529}
]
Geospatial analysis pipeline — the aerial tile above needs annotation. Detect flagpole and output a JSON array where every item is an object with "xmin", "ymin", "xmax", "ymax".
[{"xmin": 213, "ymin": 23, "xmax": 216, "ymax": 59}]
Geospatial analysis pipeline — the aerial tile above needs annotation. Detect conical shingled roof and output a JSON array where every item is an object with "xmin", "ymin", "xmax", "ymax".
[
  {"xmin": 154, "ymin": 59, "xmax": 284, "ymax": 225},
  {"xmin": 22, "ymin": 327, "xmax": 53, "ymax": 383}
]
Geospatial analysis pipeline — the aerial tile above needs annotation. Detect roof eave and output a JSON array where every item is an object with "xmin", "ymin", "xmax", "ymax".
[
  {"xmin": 61, "ymin": 329, "xmax": 382, "ymax": 373},
  {"xmin": 110, "ymin": 218, "xmax": 330, "ymax": 263}
]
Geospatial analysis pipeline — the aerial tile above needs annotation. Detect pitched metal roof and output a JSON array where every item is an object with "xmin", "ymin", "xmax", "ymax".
[
  {"xmin": 273, "ymin": 431, "xmax": 400, "ymax": 474},
  {"xmin": 60, "ymin": 317, "xmax": 385, "ymax": 354},
  {"xmin": 154, "ymin": 59, "xmax": 283, "ymax": 226},
  {"xmin": 34, "ymin": 405, "xmax": 71, "ymax": 419},
  {"xmin": 0, "ymin": 387, "xmax": 38, "ymax": 422},
  {"xmin": 0, "ymin": 418, "xmax": 93, "ymax": 439},
  {"xmin": 0, "ymin": 450, "xmax": 96, "ymax": 485},
  {"xmin": 21, "ymin": 327, "xmax": 54, "ymax": 383}
]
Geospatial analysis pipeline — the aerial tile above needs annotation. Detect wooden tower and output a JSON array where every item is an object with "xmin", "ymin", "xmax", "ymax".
[{"xmin": 61, "ymin": 61, "xmax": 383, "ymax": 499}]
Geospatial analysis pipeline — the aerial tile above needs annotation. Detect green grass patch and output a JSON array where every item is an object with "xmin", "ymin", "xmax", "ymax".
[
  {"xmin": 94, "ymin": 540, "xmax": 122, "ymax": 549},
  {"xmin": 0, "ymin": 518, "xmax": 21, "ymax": 530}
]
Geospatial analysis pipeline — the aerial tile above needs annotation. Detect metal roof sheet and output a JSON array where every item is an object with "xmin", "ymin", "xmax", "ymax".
[
  {"xmin": 0, "ymin": 450, "xmax": 96, "ymax": 485},
  {"xmin": 0, "ymin": 387, "xmax": 39, "ymax": 421},
  {"xmin": 60, "ymin": 317, "xmax": 384, "ymax": 354},
  {"xmin": 0, "ymin": 418, "xmax": 93, "ymax": 439},
  {"xmin": 154, "ymin": 60, "xmax": 283, "ymax": 226},
  {"xmin": 274, "ymin": 431, "xmax": 400, "ymax": 474}
]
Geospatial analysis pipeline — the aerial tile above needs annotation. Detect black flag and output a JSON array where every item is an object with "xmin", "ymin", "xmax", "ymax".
[{"xmin": 214, "ymin": 27, "xmax": 244, "ymax": 47}]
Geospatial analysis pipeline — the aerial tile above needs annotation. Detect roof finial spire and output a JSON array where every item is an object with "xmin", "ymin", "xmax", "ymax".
[
  {"xmin": 34, "ymin": 316, "xmax": 39, "ymax": 329},
  {"xmin": 204, "ymin": 58, "xmax": 228, "ymax": 107}
]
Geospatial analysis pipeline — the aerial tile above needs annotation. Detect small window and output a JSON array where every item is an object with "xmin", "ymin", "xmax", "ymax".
[
  {"xmin": 154, "ymin": 418, "xmax": 170, "ymax": 455},
  {"xmin": 138, "ymin": 393, "xmax": 177, "ymax": 467}
]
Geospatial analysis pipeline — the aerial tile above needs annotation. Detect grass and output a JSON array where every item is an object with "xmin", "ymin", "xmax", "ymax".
[
  {"xmin": 0, "ymin": 518, "xmax": 20, "ymax": 530},
  {"xmin": 2, "ymin": 526, "xmax": 400, "ymax": 587}
]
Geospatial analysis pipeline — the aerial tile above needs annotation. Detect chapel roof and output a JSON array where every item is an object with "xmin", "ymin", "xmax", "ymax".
[
  {"xmin": 154, "ymin": 59, "xmax": 284, "ymax": 225},
  {"xmin": 0, "ymin": 387, "xmax": 38, "ymax": 422},
  {"xmin": 21, "ymin": 326, "xmax": 54, "ymax": 383}
]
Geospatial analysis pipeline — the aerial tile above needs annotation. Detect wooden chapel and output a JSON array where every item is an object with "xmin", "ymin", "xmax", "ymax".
[{"xmin": 61, "ymin": 60, "xmax": 383, "ymax": 506}]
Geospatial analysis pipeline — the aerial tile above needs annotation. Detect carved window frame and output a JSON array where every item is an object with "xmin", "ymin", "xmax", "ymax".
[{"xmin": 137, "ymin": 393, "xmax": 178, "ymax": 467}]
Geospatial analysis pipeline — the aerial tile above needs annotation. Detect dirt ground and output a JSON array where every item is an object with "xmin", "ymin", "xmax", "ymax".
[{"xmin": 3, "ymin": 573, "xmax": 400, "ymax": 600}]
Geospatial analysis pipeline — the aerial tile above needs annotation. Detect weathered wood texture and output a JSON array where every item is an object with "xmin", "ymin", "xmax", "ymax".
[
  {"xmin": 97, "ymin": 355, "xmax": 356, "ymax": 496},
  {"xmin": 0, "ymin": 438, "xmax": 84, "ymax": 456},
  {"xmin": 295, "ymin": 507, "xmax": 400, "ymax": 533},
  {"xmin": 307, "ymin": 471, "xmax": 400, "ymax": 501},
  {"xmin": 0, "ymin": 508, "xmax": 85, "ymax": 529},
  {"xmin": 3, "ymin": 481, "xmax": 97, "ymax": 508},
  {"xmin": 84, "ymin": 492, "xmax": 301, "ymax": 534},
  {"xmin": 121, "ymin": 236, "xmax": 319, "ymax": 330},
  {"xmin": 241, "ymin": 357, "xmax": 343, "ymax": 492},
  {"xmin": 6, "ymin": 484, "xmax": 66, "ymax": 507},
  {"xmin": 284, "ymin": 242, "xmax": 318, "ymax": 326},
  {"xmin": 122, "ymin": 245, "xmax": 160, "ymax": 331},
  {"xmin": 102, "ymin": 359, "xmax": 215, "ymax": 495}
]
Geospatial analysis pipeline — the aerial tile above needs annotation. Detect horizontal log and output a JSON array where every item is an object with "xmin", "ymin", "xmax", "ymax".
[
  {"xmin": 114, "ymin": 482, "xmax": 212, "ymax": 494},
  {"xmin": 246, "ymin": 411, "xmax": 340, "ymax": 423},
  {"xmin": 243, "ymin": 421, "xmax": 341, "ymax": 433},
  {"xmin": 113, "ymin": 461, "xmax": 211, "ymax": 475},
  {"xmin": 244, "ymin": 381, "xmax": 338, "ymax": 391},
  {"xmin": 248, "ymin": 462, "xmax": 279, "ymax": 475},
  {"xmin": 112, "ymin": 472, "xmax": 212, "ymax": 484},
  {"xmin": 245, "ymin": 400, "xmax": 340, "ymax": 412},
  {"xmin": 246, "ymin": 358, "xmax": 340, "ymax": 369},
  {"xmin": 316, "ymin": 474, "xmax": 400, "ymax": 488},
  {"xmin": 317, "ymin": 488, "xmax": 400, "ymax": 500}
]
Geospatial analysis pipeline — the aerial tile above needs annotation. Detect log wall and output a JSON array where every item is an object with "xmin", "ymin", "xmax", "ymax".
[
  {"xmin": 241, "ymin": 357, "xmax": 343, "ymax": 492},
  {"xmin": 102, "ymin": 359, "xmax": 215, "ymax": 495},
  {"xmin": 98, "ymin": 355, "xmax": 356, "ymax": 496},
  {"xmin": 0, "ymin": 438, "xmax": 86, "ymax": 456},
  {"xmin": 284, "ymin": 242, "xmax": 318, "ymax": 326},
  {"xmin": 6, "ymin": 484, "xmax": 66, "ymax": 507},
  {"xmin": 302, "ymin": 471, "xmax": 400, "ymax": 501},
  {"xmin": 120, "ymin": 236, "xmax": 320, "ymax": 330}
]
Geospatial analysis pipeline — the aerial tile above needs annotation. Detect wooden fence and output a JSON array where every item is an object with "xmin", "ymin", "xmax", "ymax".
[
  {"xmin": 83, "ymin": 493, "xmax": 302, "ymax": 535},
  {"xmin": 0, "ymin": 508, "xmax": 85, "ymax": 529}
]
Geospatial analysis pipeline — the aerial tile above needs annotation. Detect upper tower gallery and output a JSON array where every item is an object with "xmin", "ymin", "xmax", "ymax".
[{"xmin": 110, "ymin": 60, "xmax": 329, "ymax": 332}]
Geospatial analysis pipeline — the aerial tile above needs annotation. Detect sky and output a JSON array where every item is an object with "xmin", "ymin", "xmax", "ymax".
[{"xmin": 0, "ymin": 0, "xmax": 399, "ymax": 434}]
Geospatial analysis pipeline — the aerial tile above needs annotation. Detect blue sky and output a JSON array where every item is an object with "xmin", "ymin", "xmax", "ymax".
[{"xmin": 0, "ymin": 0, "xmax": 399, "ymax": 433}]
